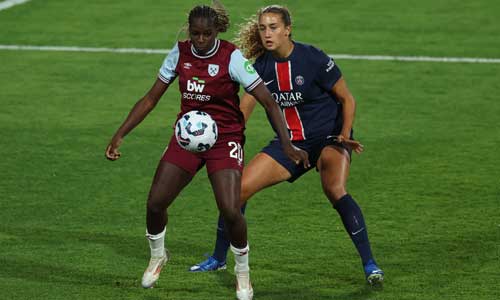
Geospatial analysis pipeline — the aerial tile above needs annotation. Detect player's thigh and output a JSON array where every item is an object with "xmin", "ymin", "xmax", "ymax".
[
  {"xmin": 148, "ymin": 161, "xmax": 193, "ymax": 210},
  {"xmin": 317, "ymin": 145, "xmax": 350, "ymax": 200},
  {"xmin": 209, "ymin": 168, "xmax": 242, "ymax": 213},
  {"xmin": 241, "ymin": 152, "xmax": 291, "ymax": 202}
]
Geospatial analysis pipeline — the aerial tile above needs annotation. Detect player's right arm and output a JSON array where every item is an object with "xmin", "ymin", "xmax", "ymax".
[
  {"xmin": 105, "ymin": 43, "xmax": 180, "ymax": 161},
  {"xmin": 105, "ymin": 79, "xmax": 169, "ymax": 161}
]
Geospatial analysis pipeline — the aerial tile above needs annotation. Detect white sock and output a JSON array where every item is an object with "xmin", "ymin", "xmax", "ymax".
[
  {"xmin": 145, "ymin": 227, "xmax": 166, "ymax": 258},
  {"xmin": 230, "ymin": 243, "xmax": 250, "ymax": 273}
]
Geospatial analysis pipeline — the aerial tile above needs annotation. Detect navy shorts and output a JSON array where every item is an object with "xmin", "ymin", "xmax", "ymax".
[{"xmin": 261, "ymin": 132, "xmax": 353, "ymax": 183}]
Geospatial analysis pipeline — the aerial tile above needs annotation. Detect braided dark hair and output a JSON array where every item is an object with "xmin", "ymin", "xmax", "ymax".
[{"xmin": 188, "ymin": 1, "xmax": 229, "ymax": 33}]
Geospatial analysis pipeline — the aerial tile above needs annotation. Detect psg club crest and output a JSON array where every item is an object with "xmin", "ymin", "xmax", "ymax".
[
  {"xmin": 208, "ymin": 64, "xmax": 219, "ymax": 77},
  {"xmin": 295, "ymin": 75, "xmax": 305, "ymax": 86}
]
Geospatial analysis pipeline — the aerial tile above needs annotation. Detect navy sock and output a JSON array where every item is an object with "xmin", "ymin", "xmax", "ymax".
[
  {"xmin": 212, "ymin": 203, "xmax": 247, "ymax": 262},
  {"xmin": 333, "ymin": 194, "xmax": 374, "ymax": 266}
]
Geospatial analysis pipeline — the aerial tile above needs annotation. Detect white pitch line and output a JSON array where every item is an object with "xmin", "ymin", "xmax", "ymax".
[
  {"xmin": 0, "ymin": 44, "xmax": 169, "ymax": 54},
  {"xmin": 333, "ymin": 54, "xmax": 500, "ymax": 64},
  {"xmin": 0, "ymin": 0, "xmax": 31, "ymax": 11},
  {"xmin": 1, "ymin": 44, "xmax": 500, "ymax": 64}
]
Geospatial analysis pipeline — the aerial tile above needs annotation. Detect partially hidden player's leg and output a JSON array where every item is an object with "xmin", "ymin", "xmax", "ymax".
[
  {"xmin": 189, "ymin": 153, "xmax": 291, "ymax": 272},
  {"xmin": 240, "ymin": 152, "xmax": 292, "ymax": 202},
  {"xmin": 142, "ymin": 161, "xmax": 193, "ymax": 288},
  {"xmin": 209, "ymin": 168, "xmax": 253, "ymax": 300},
  {"xmin": 317, "ymin": 146, "xmax": 383, "ymax": 285}
]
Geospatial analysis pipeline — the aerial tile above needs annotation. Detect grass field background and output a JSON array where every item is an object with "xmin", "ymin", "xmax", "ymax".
[{"xmin": 1, "ymin": 1, "xmax": 499, "ymax": 299}]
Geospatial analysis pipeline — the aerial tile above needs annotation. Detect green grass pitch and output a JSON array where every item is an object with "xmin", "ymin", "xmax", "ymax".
[{"xmin": 0, "ymin": 1, "xmax": 499, "ymax": 299}]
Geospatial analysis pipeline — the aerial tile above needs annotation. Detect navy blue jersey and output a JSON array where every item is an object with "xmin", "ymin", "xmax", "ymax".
[{"xmin": 254, "ymin": 41, "xmax": 342, "ymax": 141}]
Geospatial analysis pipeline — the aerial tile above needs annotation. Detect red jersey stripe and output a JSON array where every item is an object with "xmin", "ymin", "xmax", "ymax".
[
  {"xmin": 283, "ymin": 107, "xmax": 305, "ymax": 141},
  {"xmin": 275, "ymin": 61, "xmax": 292, "ymax": 91}
]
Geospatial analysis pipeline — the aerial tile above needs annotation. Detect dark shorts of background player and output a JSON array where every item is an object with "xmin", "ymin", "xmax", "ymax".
[
  {"xmin": 161, "ymin": 133, "xmax": 245, "ymax": 176},
  {"xmin": 261, "ymin": 131, "xmax": 353, "ymax": 183}
]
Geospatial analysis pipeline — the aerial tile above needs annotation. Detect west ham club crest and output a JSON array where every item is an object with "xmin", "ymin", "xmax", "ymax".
[{"xmin": 208, "ymin": 64, "xmax": 219, "ymax": 77}]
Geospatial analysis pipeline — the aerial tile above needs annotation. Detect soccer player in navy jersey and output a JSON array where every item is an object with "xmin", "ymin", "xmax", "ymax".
[
  {"xmin": 190, "ymin": 5, "xmax": 384, "ymax": 285},
  {"xmin": 105, "ymin": 3, "xmax": 308, "ymax": 299}
]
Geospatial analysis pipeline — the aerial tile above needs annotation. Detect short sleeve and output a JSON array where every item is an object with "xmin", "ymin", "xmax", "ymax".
[
  {"xmin": 315, "ymin": 50, "xmax": 342, "ymax": 92},
  {"xmin": 229, "ymin": 49, "xmax": 262, "ymax": 92},
  {"xmin": 158, "ymin": 43, "xmax": 180, "ymax": 84}
]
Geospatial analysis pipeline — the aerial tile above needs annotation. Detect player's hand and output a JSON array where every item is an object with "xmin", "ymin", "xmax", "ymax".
[
  {"xmin": 105, "ymin": 137, "xmax": 123, "ymax": 161},
  {"xmin": 337, "ymin": 135, "xmax": 364, "ymax": 154},
  {"xmin": 283, "ymin": 143, "xmax": 310, "ymax": 169}
]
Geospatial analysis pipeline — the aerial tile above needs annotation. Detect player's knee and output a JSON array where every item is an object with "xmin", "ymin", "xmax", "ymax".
[
  {"xmin": 323, "ymin": 184, "xmax": 346, "ymax": 203},
  {"xmin": 147, "ymin": 195, "xmax": 166, "ymax": 214},
  {"xmin": 219, "ymin": 206, "xmax": 241, "ymax": 225},
  {"xmin": 240, "ymin": 177, "xmax": 259, "ymax": 203}
]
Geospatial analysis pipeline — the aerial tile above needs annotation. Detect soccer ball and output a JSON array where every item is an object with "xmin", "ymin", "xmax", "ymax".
[{"xmin": 175, "ymin": 110, "xmax": 218, "ymax": 152}]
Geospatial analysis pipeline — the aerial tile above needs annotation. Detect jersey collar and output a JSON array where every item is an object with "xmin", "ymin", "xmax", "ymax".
[{"xmin": 191, "ymin": 39, "xmax": 220, "ymax": 59}]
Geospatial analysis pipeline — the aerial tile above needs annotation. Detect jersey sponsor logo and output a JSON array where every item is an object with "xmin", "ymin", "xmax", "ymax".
[
  {"xmin": 208, "ymin": 64, "xmax": 219, "ymax": 77},
  {"xmin": 271, "ymin": 92, "xmax": 304, "ymax": 107},
  {"xmin": 187, "ymin": 77, "xmax": 205, "ymax": 93},
  {"xmin": 182, "ymin": 92, "xmax": 211, "ymax": 101},
  {"xmin": 244, "ymin": 61, "xmax": 256, "ymax": 74},
  {"xmin": 295, "ymin": 75, "xmax": 304, "ymax": 86},
  {"xmin": 184, "ymin": 77, "xmax": 211, "ymax": 101},
  {"xmin": 264, "ymin": 79, "xmax": 274, "ymax": 86},
  {"xmin": 326, "ymin": 59, "xmax": 335, "ymax": 72}
]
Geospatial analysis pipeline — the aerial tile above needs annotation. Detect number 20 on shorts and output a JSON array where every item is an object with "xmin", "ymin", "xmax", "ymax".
[{"xmin": 228, "ymin": 141, "xmax": 243, "ymax": 164}]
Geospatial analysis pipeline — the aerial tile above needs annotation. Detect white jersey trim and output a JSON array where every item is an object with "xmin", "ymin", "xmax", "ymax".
[
  {"xmin": 246, "ymin": 78, "xmax": 263, "ymax": 92},
  {"xmin": 191, "ymin": 39, "xmax": 220, "ymax": 59},
  {"xmin": 158, "ymin": 42, "xmax": 180, "ymax": 84}
]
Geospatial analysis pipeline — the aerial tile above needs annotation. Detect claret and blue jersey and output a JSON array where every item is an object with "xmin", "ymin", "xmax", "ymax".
[
  {"xmin": 254, "ymin": 41, "xmax": 343, "ymax": 141},
  {"xmin": 158, "ymin": 39, "xmax": 262, "ymax": 135}
]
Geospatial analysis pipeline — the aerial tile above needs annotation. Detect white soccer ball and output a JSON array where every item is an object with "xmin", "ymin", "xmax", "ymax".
[{"xmin": 175, "ymin": 110, "xmax": 218, "ymax": 152}]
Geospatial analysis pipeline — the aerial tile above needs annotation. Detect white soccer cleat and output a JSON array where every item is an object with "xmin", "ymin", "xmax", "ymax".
[
  {"xmin": 235, "ymin": 269, "xmax": 253, "ymax": 300},
  {"xmin": 141, "ymin": 250, "xmax": 169, "ymax": 288}
]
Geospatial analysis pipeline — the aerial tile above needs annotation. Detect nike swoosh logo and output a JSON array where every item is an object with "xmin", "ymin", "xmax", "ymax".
[
  {"xmin": 351, "ymin": 228, "xmax": 365, "ymax": 235},
  {"xmin": 264, "ymin": 80, "xmax": 274, "ymax": 86},
  {"xmin": 326, "ymin": 135, "xmax": 338, "ymax": 142}
]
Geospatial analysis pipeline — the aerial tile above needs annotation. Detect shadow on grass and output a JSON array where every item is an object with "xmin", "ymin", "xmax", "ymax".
[
  {"xmin": 206, "ymin": 263, "xmax": 383, "ymax": 300},
  {"xmin": 0, "ymin": 226, "xmax": 210, "ymax": 288},
  {"xmin": 255, "ymin": 285, "xmax": 381, "ymax": 300},
  {"xmin": 0, "ymin": 226, "xmax": 385, "ymax": 299},
  {"xmin": 0, "ymin": 255, "xmax": 137, "ymax": 287}
]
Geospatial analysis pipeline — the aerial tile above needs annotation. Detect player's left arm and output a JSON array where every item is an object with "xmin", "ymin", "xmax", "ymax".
[
  {"xmin": 239, "ymin": 92, "xmax": 257, "ymax": 124},
  {"xmin": 249, "ymin": 83, "xmax": 310, "ymax": 168},
  {"xmin": 331, "ymin": 78, "xmax": 364, "ymax": 154}
]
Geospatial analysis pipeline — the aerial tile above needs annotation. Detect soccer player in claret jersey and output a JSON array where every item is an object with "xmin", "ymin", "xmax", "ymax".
[
  {"xmin": 105, "ymin": 3, "xmax": 308, "ymax": 299},
  {"xmin": 190, "ymin": 5, "xmax": 384, "ymax": 285}
]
